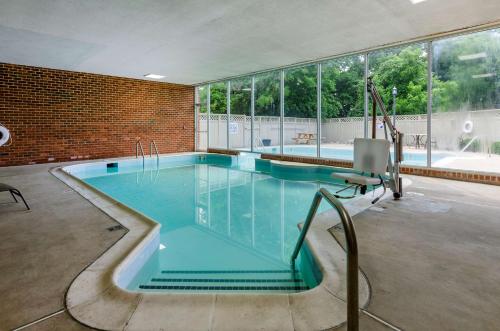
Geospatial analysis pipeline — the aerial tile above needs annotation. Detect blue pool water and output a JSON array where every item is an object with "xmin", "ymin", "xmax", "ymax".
[
  {"xmin": 256, "ymin": 146, "xmax": 452, "ymax": 166},
  {"xmin": 67, "ymin": 154, "xmax": 360, "ymax": 293}
]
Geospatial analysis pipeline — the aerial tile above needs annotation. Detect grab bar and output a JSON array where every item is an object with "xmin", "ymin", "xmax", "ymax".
[
  {"xmin": 290, "ymin": 188, "xmax": 358, "ymax": 331},
  {"xmin": 135, "ymin": 140, "xmax": 145, "ymax": 167},
  {"xmin": 150, "ymin": 140, "xmax": 159, "ymax": 163}
]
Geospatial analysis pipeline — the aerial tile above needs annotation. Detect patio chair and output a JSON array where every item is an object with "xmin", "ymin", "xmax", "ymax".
[
  {"xmin": 0, "ymin": 183, "xmax": 30, "ymax": 210},
  {"xmin": 331, "ymin": 138, "xmax": 390, "ymax": 204}
]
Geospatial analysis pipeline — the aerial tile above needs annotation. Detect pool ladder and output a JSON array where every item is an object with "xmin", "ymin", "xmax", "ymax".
[
  {"xmin": 290, "ymin": 188, "xmax": 359, "ymax": 331},
  {"xmin": 150, "ymin": 140, "xmax": 159, "ymax": 165},
  {"xmin": 136, "ymin": 140, "xmax": 145, "ymax": 167},
  {"xmin": 135, "ymin": 140, "xmax": 160, "ymax": 167}
]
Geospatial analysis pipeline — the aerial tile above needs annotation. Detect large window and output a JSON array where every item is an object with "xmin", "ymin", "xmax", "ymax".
[
  {"xmin": 284, "ymin": 65, "xmax": 318, "ymax": 157},
  {"xmin": 194, "ymin": 27, "xmax": 500, "ymax": 176},
  {"xmin": 195, "ymin": 85, "xmax": 208, "ymax": 150},
  {"xmin": 369, "ymin": 44, "xmax": 428, "ymax": 166},
  {"xmin": 254, "ymin": 71, "xmax": 281, "ymax": 154},
  {"xmin": 229, "ymin": 77, "xmax": 251, "ymax": 150},
  {"xmin": 208, "ymin": 82, "xmax": 228, "ymax": 149},
  {"xmin": 432, "ymin": 29, "xmax": 500, "ymax": 173},
  {"xmin": 321, "ymin": 55, "xmax": 365, "ymax": 160}
]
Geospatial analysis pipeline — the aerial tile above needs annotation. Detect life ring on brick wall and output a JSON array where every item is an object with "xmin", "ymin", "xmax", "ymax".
[
  {"xmin": 463, "ymin": 120, "xmax": 473, "ymax": 134},
  {"xmin": 0, "ymin": 125, "xmax": 11, "ymax": 147}
]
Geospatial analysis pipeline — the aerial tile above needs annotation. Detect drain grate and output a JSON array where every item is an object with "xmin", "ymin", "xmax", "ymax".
[{"xmin": 107, "ymin": 224, "xmax": 125, "ymax": 232}]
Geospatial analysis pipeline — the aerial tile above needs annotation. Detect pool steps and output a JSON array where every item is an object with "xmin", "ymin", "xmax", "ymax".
[{"xmin": 138, "ymin": 269, "xmax": 310, "ymax": 292}]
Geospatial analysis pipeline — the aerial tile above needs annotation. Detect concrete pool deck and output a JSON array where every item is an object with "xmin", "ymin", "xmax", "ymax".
[{"xmin": 1, "ymin": 159, "xmax": 500, "ymax": 330}]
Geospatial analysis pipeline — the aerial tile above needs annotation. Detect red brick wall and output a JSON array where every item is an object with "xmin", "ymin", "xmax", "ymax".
[{"xmin": 0, "ymin": 63, "xmax": 194, "ymax": 166}]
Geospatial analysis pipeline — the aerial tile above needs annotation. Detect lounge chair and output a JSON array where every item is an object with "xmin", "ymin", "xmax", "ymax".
[
  {"xmin": 331, "ymin": 138, "xmax": 390, "ymax": 204},
  {"xmin": 0, "ymin": 183, "xmax": 30, "ymax": 210}
]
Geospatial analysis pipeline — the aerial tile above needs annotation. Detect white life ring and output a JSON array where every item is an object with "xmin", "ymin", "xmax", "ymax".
[
  {"xmin": 0, "ymin": 125, "xmax": 10, "ymax": 147},
  {"xmin": 463, "ymin": 120, "xmax": 473, "ymax": 134}
]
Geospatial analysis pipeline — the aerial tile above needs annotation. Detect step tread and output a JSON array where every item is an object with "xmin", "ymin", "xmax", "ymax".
[
  {"xmin": 150, "ymin": 278, "xmax": 305, "ymax": 283},
  {"xmin": 139, "ymin": 284, "xmax": 310, "ymax": 291},
  {"xmin": 160, "ymin": 269, "xmax": 298, "ymax": 274}
]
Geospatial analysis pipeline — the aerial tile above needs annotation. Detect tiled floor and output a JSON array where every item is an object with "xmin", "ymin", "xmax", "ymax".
[{"xmin": 1, "ymin": 161, "xmax": 500, "ymax": 330}]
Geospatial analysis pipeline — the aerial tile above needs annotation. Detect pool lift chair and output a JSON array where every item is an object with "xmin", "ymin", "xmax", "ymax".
[{"xmin": 331, "ymin": 77, "xmax": 404, "ymax": 203}]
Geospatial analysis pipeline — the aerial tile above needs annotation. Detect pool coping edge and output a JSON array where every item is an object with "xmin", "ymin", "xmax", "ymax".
[{"xmin": 50, "ymin": 153, "xmax": 377, "ymax": 331}]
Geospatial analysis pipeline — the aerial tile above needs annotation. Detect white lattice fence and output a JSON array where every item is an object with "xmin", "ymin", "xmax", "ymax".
[{"xmin": 197, "ymin": 110, "xmax": 500, "ymax": 152}]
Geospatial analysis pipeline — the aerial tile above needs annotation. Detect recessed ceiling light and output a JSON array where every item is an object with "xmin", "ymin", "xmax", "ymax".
[
  {"xmin": 472, "ymin": 73, "xmax": 495, "ymax": 79},
  {"xmin": 144, "ymin": 73, "xmax": 165, "ymax": 79},
  {"xmin": 458, "ymin": 52, "xmax": 487, "ymax": 61},
  {"xmin": 409, "ymin": 0, "xmax": 427, "ymax": 4}
]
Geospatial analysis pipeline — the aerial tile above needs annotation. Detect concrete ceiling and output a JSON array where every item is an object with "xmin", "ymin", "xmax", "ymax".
[{"xmin": 0, "ymin": 0, "xmax": 499, "ymax": 85}]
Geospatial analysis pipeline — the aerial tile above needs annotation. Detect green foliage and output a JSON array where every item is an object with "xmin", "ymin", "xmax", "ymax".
[
  {"xmin": 492, "ymin": 142, "xmax": 500, "ymax": 155},
  {"xmin": 230, "ymin": 78, "xmax": 251, "ymax": 115},
  {"xmin": 198, "ymin": 86, "xmax": 208, "ymax": 113},
  {"xmin": 284, "ymin": 65, "xmax": 317, "ymax": 118},
  {"xmin": 322, "ymin": 56, "xmax": 365, "ymax": 118},
  {"xmin": 371, "ymin": 45, "xmax": 428, "ymax": 115},
  {"xmin": 210, "ymin": 82, "xmax": 227, "ymax": 114},
  {"xmin": 433, "ymin": 29, "xmax": 499, "ymax": 111},
  {"xmin": 255, "ymin": 72, "xmax": 280, "ymax": 116},
  {"xmin": 202, "ymin": 28, "xmax": 499, "ymax": 118}
]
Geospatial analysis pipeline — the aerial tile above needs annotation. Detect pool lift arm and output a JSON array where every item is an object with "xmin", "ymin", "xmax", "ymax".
[{"xmin": 367, "ymin": 77, "xmax": 403, "ymax": 199}]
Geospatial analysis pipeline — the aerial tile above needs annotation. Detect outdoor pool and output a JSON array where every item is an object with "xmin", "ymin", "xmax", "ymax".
[{"xmin": 256, "ymin": 146, "xmax": 453, "ymax": 166}]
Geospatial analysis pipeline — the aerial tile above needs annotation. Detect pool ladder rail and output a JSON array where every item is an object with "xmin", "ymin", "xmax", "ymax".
[
  {"xmin": 290, "ymin": 188, "xmax": 359, "ymax": 331},
  {"xmin": 135, "ymin": 140, "xmax": 145, "ymax": 166},
  {"xmin": 135, "ymin": 139, "xmax": 160, "ymax": 167},
  {"xmin": 150, "ymin": 140, "xmax": 160, "ymax": 164}
]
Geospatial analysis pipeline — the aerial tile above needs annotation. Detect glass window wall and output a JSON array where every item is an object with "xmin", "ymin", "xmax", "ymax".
[
  {"xmin": 195, "ymin": 27, "xmax": 500, "ymax": 175},
  {"xmin": 283, "ymin": 65, "xmax": 318, "ymax": 157},
  {"xmin": 254, "ymin": 71, "xmax": 281, "ymax": 154},
  {"xmin": 432, "ymin": 28, "xmax": 500, "ymax": 173}
]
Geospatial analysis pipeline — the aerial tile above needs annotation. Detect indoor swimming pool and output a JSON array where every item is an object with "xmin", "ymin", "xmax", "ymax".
[{"xmin": 63, "ymin": 154, "xmax": 367, "ymax": 293}]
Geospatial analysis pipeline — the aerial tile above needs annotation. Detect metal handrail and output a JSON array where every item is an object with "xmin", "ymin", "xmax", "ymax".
[
  {"xmin": 290, "ymin": 188, "xmax": 358, "ymax": 331},
  {"xmin": 135, "ymin": 140, "xmax": 145, "ymax": 166},
  {"xmin": 150, "ymin": 140, "xmax": 159, "ymax": 163}
]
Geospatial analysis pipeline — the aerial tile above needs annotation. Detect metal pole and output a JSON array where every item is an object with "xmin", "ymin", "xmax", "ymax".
[
  {"xmin": 364, "ymin": 54, "xmax": 369, "ymax": 139},
  {"xmin": 251, "ymin": 76, "xmax": 255, "ymax": 152},
  {"xmin": 194, "ymin": 87, "xmax": 199, "ymax": 151},
  {"xmin": 280, "ymin": 70, "xmax": 285, "ymax": 155},
  {"xmin": 227, "ymin": 81, "xmax": 231, "ymax": 150},
  {"xmin": 427, "ymin": 42, "xmax": 433, "ymax": 168},
  {"xmin": 290, "ymin": 188, "xmax": 358, "ymax": 331},
  {"xmin": 317, "ymin": 63, "xmax": 322, "ymax": 158},
  {"xmin": 207, "ymin": 84, "xmax": 211, "ymax": 149},
  {"xmin": 372, "ymin": 99, "xmax": 377, "ymax": 139},
  {"xmin": 392, "ymin": 86, "xmax": 397, "ymax": 126}
]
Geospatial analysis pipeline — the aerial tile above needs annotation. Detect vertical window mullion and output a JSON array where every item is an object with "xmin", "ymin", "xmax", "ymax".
[
  {"xmin": 280, "ymin": 70, "xmax": 285, "ymax": 155},
  {"xmin": 317, "ymin": 63, "xmax": 322, "ymax": 158},
  {"xmin": 251, "ymin": 76, "xmax": 255, "ymax": 152},
  {"xmin": 427, "ymin": 42, "xmax": 433, "ymax": 168},
  {"xmin": 364, "ymin": 53, "xmax": 369, "ymax": 139},
  {"xmin": 194, "ymin": 87, "xmax": 199, "ymax": 151},
  {"xmin": 226, "ymin": 81, "xmax": 230, "ymax": 150},
  {"xmin": 207, "ymin": 84, "xmax": 211, "ymax": 149}
]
